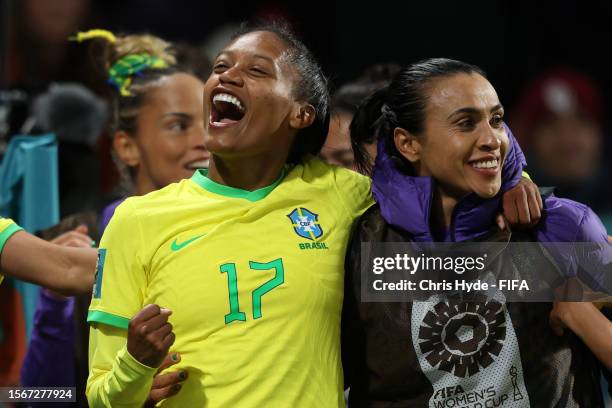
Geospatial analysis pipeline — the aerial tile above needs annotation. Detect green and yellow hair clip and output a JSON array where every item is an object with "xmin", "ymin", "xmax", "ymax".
[
  {"xmin": 107, "ymin": 53, "xmax": 169, "ymax": 96},
  {"xmin": 70, "ymin": 29, "xmax": 170, "ymax": 97}
]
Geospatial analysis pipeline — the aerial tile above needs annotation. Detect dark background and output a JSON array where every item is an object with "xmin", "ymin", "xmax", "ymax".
[
  {"xmin": 3, "ymin": 0, "xmax": 611, "ymax": 112},
  {"xmin": 73, "ymin": 0, "xmax": 612, "ymax": 119}
]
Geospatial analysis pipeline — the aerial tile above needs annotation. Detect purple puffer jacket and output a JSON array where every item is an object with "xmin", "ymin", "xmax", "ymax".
[{"xmin": 372, "ymin": 124, "xmax": 525, "ymax": 242}]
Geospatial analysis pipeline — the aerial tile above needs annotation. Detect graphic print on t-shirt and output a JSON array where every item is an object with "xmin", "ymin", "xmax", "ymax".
[{"xmin": 411, "ymin": 293, "xmax": 530, "ymax": 407}]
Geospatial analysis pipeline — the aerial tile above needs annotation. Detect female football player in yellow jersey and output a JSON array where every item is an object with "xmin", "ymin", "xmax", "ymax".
[
  {"xmin": 86, "ymin": 21, "xmax": 373, "ymax": 408},
  {"xmin": 87, "ymin": 22, "xmax": 543, "ymax": 408}
]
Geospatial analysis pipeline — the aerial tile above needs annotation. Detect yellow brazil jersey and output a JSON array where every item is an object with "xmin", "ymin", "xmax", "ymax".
[
  {"xmin": 0, "ymin": 218, "xmax": 24, "ymax": 285},
  {"xmin": 87, "ymin": 157, "xmax": 373, "ymax": 407}
]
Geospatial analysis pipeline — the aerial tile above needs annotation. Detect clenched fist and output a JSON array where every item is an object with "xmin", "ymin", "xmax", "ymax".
[{"xmin": 127, "ymin": 304, "xmax": 175, "ymax": 368}]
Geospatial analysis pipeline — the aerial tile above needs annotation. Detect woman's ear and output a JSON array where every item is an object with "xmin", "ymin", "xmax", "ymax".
[
  {"xmin": 289, "ymin": 103, "xmax": 316, "ymax": 130},
  {"xmin": 113, "ymin": 131, "xmax": 140, "ymax": 167},
  {"xmin": 394, "ymin": 127, "xmax": 421, "ymax": 163}
]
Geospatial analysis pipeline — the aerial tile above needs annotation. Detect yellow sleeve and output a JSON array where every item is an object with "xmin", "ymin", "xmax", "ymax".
[
  {"xmin": 87, "ymin": 323, "xmax": 156, "ymax": 407},
  {"xmin": 87, "ymin": 199, "xmax": 147, "ymax": 329},
  {"xmin": 332, "ymin": 166, "xmax": 374, "ymax": 218},
  {"xmin": 521, "ymin": 170, "xmax": 531, "ymax": 180},
  {"xmin": 85, "ymin": 200, "xmax": 157, "ymax": 407},
  {"xmin": 0, "ymin": 218, "xmax": 24, "ymax": 285},
  {"xmin": 0, "ymin": 217, "xmax": 23, "ymax": 254}
]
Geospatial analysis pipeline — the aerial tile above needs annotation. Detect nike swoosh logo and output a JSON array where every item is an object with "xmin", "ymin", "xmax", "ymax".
[{"xmin": 170, "ymin": 234, "xmax": 206, "ymax": 251}]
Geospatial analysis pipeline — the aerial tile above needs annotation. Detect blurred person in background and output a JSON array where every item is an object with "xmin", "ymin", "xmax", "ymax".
[
  {"xmin": 20, "ymin": 30, "xmax": 209, "ymax": 407},
  {"xmin": 511, "ymin": 68, "xmax": 612, "ymax": 229},
  {"xmin": 6, "ymin": 0, "xmax": 94, "ymax": 92},
  {"xmin": 321, "ymin": 63, "xmax": 399, "ymax": 170},
  {"xmin": 4, "ymin": 0, "xmax": 109, "ymax": 218},
  {"xmin": 98, "ymin": 40, "xmax": 212, "ymax": 207},
  {"xmin": 527, "ymin": 70, "xmax": 612, "ymax": 396}
]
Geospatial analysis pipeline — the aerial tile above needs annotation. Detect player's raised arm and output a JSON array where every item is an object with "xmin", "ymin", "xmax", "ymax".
[{"xmin": 0, "ymin": 218, "xmax": 96, "ymax": 295}]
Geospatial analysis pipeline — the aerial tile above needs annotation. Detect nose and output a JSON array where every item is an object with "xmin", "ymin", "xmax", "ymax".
[
  {"xmin": 218, "ymin": 65, "xmax": 244, "ymax": 87},
  {"xmin": 477, "ymin": 123, "xmax": 502, "ymax": 152},
  {"xmin": 191, "ymin": 120, "xmax": 208, "ymax": 151}
]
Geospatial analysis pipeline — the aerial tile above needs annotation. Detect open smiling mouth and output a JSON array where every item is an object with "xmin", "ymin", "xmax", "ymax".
[
  {"xmin": 210, "ymin": 93, "xmax": 246, "ymax": 128},
  {"xmin": 467, "ymin": 157, "xmax": 501, "ymax": 176}
]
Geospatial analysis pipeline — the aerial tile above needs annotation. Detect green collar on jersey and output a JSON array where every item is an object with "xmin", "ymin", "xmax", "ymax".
[{"xmin": 191, "ymin": 168, "xmax": 285, "ymax": 202}]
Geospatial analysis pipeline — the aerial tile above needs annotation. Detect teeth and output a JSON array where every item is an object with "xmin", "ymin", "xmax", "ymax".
[
  {"xmin": 472, "ymin": 159, "xmax": 498, "ymax": 169},
  {"xmin": 187, "ymin": 160, "xmax": 209, "ymax": 169},
  {"xmin": 213, "ymin": 93, "xmax": 245, "ymax": 112}
]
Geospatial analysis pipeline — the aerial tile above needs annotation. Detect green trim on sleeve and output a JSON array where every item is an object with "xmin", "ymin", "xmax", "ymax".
[
  {"xmin": 0, "ymin": 223, "xmax": 24, "ymax": 255},
  {"xmin": 191, "ymin": 168, "xmax": 285, "ymax": 202},
  {"xmin": 87, "ymin": 310, "xmax": 129, "ymax": 330}
]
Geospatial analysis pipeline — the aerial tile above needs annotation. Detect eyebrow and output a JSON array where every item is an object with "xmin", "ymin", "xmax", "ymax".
[
  {"xmin": 251, "ymin": 54, "xmax": 275, "ymax": 64},
  {"xmin": 163, "ymin": 112, "xmax": 192, "ymax": 119},
  {"xmin": 214, "ymin": 51, "xmax": 275, "ymax": 65},
  {"xmin": 447, "ymin": 104, "xmax": 504, "ymax": 119}
]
